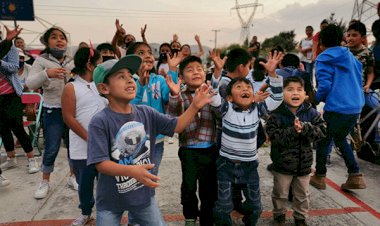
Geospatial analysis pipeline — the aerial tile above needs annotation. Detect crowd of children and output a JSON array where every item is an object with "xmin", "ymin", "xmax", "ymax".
[{"xmin": 0, "ymin": 15, "xmax": 379, "ymax": 226}]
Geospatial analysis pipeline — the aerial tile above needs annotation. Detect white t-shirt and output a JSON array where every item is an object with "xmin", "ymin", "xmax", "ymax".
[
  {"xmin": 17, "ymin": 64, "xmax": 32, "ymax": 87},
  {"xmin": 69, "ymin": 76, "xmax": 107, "ymax": 160},
  {"xmin": 158, "ymin": 63, "xmax": 169, "ymax": 74},
  {"xmin": 299, "ymin": 38, "xmax": 313, "ymax": 63}
]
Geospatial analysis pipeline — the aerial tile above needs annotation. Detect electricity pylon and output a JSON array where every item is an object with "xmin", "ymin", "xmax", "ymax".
[{"xmin": 231, "ymin": 0, "xmax": 262, "ymax": 43}]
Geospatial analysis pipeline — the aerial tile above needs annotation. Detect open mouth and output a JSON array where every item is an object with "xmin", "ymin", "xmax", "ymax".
[
  {"xmin": 241, "ymin": 93, "xmax": 250, "ymax": 99},
  {"xmin": 125, "ymin": 87, "xmax": 135, "ymax": 92},
  {"xmin": 291, "ymin": 97, "xmax": 300, "ymax": 101}
]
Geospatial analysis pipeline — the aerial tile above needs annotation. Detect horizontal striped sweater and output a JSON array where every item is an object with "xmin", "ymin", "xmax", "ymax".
[{"xmin": 215, "ymin": 76, "xmax": 283, "ymax": 162}]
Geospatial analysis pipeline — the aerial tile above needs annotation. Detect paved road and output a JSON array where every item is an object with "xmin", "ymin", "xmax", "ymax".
[{"xmin": 0, "ymin": 137, "xmax": 380, "ymax": 226}]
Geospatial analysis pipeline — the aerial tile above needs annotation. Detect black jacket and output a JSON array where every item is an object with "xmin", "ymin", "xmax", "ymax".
[{"xmin": 266, "ymin": 103, "xmax": 326, "ymax": 176}]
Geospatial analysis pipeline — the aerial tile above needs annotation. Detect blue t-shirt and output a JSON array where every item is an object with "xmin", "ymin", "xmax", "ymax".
[{"xmin": 87, "ymin": 104, "xmax": 177, "ymax": 212}]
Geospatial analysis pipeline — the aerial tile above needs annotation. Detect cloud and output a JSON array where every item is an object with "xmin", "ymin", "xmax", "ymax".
[
  {"xmin": 3, "ymin": 0, "xmax": 378, "ymax": 50},
  {"xmin": 246, "ymin": 0, "xmax": 377, "ymax": 43}
]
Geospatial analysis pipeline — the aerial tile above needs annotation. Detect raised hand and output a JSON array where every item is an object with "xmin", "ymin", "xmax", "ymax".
[
  {"xmin": 167, "ymin": 52, "xmax": 184, "ymax": 71},
  {"xmin": 141, "ymin": 24, "xmax": 147, "ymax": 37},
  {"xmin": 194, "ymin": 34, "xmax": 200, "ymax": 43},
  {"xmin": 138, "ymin": 64, "xmax": 150, "ymax": 86},
  {"xmin": 192, "ymin": 83, "xmax": 216, "ymax": 109},
  {"xmin": 209, "ymin": 49, "xmax": 227, "ymax": 71},
  {"xmin": 173, "ymin": 34, "xmax": 179, "ymax": 42},
  {"xmin": 254, "ymin": 91, "xmax": 270, "ymax": 103},
  {"xmin": 259, "ymin": 51, "xmax": 284, "ymax": 77},
  {"xmin": 5, "ymin": 25, "xmax": 22, "ymax": 41},
  {"xmin": 164, "ymin": 72, "xmax": 181, "ymax": 96},
  {"xmin": 115, "ymin": 19, "xmax": 126, "ymax": 35},
  {"xmin": 294, "ymin": 117, "xmax": 302, "ymax": 133}
]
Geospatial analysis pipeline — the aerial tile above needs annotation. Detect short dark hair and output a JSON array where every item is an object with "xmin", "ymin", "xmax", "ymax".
[
  {"xmin": 159, "ymin": 42, "xmax": 171, "ymax": 52},
  {"xmin": 283, "ymin": 76, "xmax": 305, "ymax": 89},
  {"xmin": 179, "ymin": 55, "xmax": 202, "ymax": 75},
  {"xmin": 319, "ymin": 24, "xmax": 343, "ymax": 48},
  {"xmin": 226, "ymin": 77, "xmax": 252, "ymax": 96},
  {"xmin": 270, "ymin": 46, "xmax": 284, "ymax": 55},
  {"xmin": 348, "ymin": 21, "xmax": 367, "ymax": 36},
  {"xmin": 281, "ymin": 53, "xmax": 300, "ymax": 68},
  {"xmin": 225, "ymin": 48, "xmax": 251, "ymax": 73},
  {"xmin": 253, "ymin": 57, "xmax": 267, "ymax": 81},
  {"xmin": 96, "ymin": 42, "xmax": 115, "ymax": 53},
  {"xmin": 14, "ymin": 37, "xmax": 24, "ymax": 45},
  {"xmin": 306, "ymin": 25, "xmax": 314, "ymax": 31}
]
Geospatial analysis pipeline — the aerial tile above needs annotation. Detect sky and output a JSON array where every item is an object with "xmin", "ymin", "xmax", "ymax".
[{"xmin": 0, "ymin": 0, "xmax": 379, "ymax": 49}]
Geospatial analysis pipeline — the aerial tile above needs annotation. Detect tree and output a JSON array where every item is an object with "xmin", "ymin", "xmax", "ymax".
[{"xmin": 261, "ymin": 30, "xmax": 297, "ymax": 55}]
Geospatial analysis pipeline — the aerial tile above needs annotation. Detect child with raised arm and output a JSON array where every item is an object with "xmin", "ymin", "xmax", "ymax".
[
  {"xmin": 61, "ymin": 47, "xmax": 106, "ymax": 226},
  {"xmin": 266, "ymin": 76, "xmax": 326, "ymax": 226},
  {"xmin": 87, "ymin": 55, "xmax": 214, "ymax": 226},
  {"xmin": 166, "ymin": 55, "xmax": 221, "ymax": 226},
  {"xmin": 212, "ymin": 52, "xmax": 284, "ymax": 226}
]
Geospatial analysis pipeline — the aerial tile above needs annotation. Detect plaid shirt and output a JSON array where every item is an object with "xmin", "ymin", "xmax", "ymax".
[{"xmin": 168, "ymin": 89, "xmax": 217, "ymax": 147}]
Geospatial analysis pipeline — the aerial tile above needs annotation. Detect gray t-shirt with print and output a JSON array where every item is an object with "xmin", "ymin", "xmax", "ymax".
[{"xmin": 87, "ymin": 104, "xmax": 177, "ymax": 212}]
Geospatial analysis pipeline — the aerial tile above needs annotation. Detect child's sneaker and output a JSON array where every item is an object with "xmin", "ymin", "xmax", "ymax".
[
  {"xmin": 34, "ymin": 180, "xmax": 50, "ymax": 199},
  {"xmin": 67, "ymin": 175, "xmax": 79, "ymax": 191},
  {"xmin": 28, "ymin": 157, "xmax": 40, "ymax": 174},
  {"xmin": 71, "ymin": 214, "xmax": 92, "ymax": 226},
  {"xmin": 168, "ymin": 137, "xmax": 174, "ymax": 144},
  {"xmin": 0, "ymin": 174, "xmax": 10, "ymax": 187},
  {"xmin": 184, "ymin": 219, "xmax": 196, "ymax": 226},
  {"xmin": 0, "ymin": 158, "xmax": 17, "ymax": 171}
]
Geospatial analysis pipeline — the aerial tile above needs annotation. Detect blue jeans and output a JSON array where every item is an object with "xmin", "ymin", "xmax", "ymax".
[
  {"xmin": 316, "ymin": 112, "xmax": 360, "ymax": 176},
  {"xmin": 72, "ymin": 159, "xmax": 97, "ymax": 216},
  {"xmin": 96, "ymin": 197, "xmax": 166, "ymax": 226},
  {"xmin": 151, "ymin": 142, "xmax": 164, "ymax": 176},
  {"xmin": 302, "ymin": 61, "xmax": 314, "ymax": 79},
  {"xmin": 128, "ymin": 142, "xmax": 165, "ymax": 225},
  {"xmin": 302, "ymin": 61, "xmax": 314, "ymax": 87},
  {"xmin": 213, "ymin": 156, "xmax": 262, "ymax": 226},
  {"xmin": 41, "ymin": 108, "xmax": 68, "ymax": 173}
]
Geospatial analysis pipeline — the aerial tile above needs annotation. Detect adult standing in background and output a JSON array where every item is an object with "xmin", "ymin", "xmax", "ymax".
[
  {"xmin": 0, "ymin": 25, "xmax": 22, "ymax": 187},
  {"xmin": 248, "ymin": 35, "xmax": 261, "ymax": 58},
  {"xmin": 0, "ymin": 25, "xmax": 39, "ymax": 175},
  {"xmin": 297, "ymin": 26, "xmax": 314, "ymax": 76}
]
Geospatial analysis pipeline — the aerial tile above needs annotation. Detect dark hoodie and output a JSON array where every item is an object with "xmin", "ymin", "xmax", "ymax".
[{"xmin": 315, "ymin": 46, "xmax": 364, "ymax": 114}]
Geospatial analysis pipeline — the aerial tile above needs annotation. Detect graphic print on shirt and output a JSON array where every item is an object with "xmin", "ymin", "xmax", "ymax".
[
  {"xmin": 111, "ymin": 121, "xmax": 151, "ymax": 194},
  {"xmin": 152, "ymin": 81, "xmax": 161, "ymax": 99}
]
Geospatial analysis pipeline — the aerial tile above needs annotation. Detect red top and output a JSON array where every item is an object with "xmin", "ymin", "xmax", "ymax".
[{"xmin": 0, "ymin": 73, "xmax": 15, "ymax": 95}]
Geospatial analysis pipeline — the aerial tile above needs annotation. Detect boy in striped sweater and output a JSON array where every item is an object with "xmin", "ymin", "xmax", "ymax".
[{"xmin": 212, "ymin": 52, "xmax": 284, "ymax": 226}]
